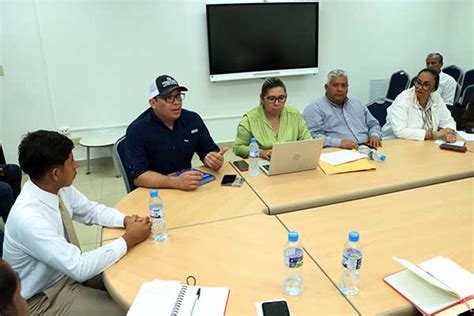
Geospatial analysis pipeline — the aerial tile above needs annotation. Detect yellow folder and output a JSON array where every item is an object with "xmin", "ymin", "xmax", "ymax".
[{"xmin": 319, "ymin": 158, "xmax": 376, "ymax": 175}]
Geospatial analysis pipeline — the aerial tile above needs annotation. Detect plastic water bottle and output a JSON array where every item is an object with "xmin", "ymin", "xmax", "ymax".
[
  {"xmin": 248, "ymin": 137, "xmax": 260, "ymax": 176},
  {"xmin": 283, "ymin": 231, "xmax": 304, "ymax": 295},
  {"xmin": 358, "ymin": 145, "xmax": 386, "ymax": 161},
  {"xmin": 339, "ymin": 231, "xmax": 362, "ymax": 296},
  {"xmin": 148, "ymin": 189, "xmax": 168, "ymax": 241}
]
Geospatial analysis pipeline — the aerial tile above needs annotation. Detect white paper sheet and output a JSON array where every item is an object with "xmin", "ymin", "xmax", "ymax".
[{"xmin": 320, "ymin": 150, "xmax": 367, "ymax": 166}]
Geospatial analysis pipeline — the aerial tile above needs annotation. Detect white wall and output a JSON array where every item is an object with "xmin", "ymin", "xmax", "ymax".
[{"xmin": 2, "ymin": 0, "xmax": 473, "ymax": 163}]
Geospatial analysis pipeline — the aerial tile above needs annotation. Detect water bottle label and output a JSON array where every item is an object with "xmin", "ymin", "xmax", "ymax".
[
  {"xmin": 342, "ymin": 248, "xmax": 362, "ymax": 270},
  {"xmin": 249, "ymin": 150, "xmax": 259, "ymax": 159},
  {"xmin": 150, "ymin": 206, "xmax": 163, "ymax": 219},
  {"xmin": 285, "ymin": 248, "xmax": 303, "ymax": 268}
]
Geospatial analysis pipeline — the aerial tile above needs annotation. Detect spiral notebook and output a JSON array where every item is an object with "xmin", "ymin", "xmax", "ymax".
[{"xmin": 127, "ymin": 280, "xmax": 229, "ymax": 316}]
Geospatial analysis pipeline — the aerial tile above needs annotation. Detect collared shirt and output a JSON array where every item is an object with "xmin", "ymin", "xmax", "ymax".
[
  {"xmin": 125, "ymin": 108, "xmax": 219, "ymax": 180},
  {"xmin": 303, "ymin": 96, "xmax": 381, "ymax": 148},
  {"xmin": 382, "ymin": 87, "xmax": 456, "ymax": 141},
  {"xmin": 3, "ymin": 180, "xmax": 127, "ymax": 299},
  {"xmin": 438, "ymin": 72, "xmax": 457, "ymax": 105},
  {"xmin": 232, "ymin": 105, "xmax": 312, "ymax": 158}
]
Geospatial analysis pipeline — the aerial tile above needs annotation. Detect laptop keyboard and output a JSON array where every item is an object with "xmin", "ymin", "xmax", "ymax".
[{"xmin": 261, "ymin": 164, "xmax": 270, "ymax": 171}]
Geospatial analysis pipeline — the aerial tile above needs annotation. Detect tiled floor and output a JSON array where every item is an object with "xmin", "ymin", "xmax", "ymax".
[{"xmin": 73, "ymin": 157, "xmax": 128, "ymax": 252}]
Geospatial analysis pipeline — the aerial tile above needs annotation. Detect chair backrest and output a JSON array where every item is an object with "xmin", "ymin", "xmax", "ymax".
[
  {"xmin": 460, "ymin": 69, "xmax": 474, "ymax": 98},
  {"xmin": 454, "ymin": 82, "xmax": 462, "ymax": 105},
  {"xmin": 367, "ymin": 100, "xmax": 392, "ymax": 127},
  {"xmin": 447, "ymin": 103, "xmax": 466, "ymax": 131},
  {"xmin": 0, "ymin": 228, "xmax": 4, "ymax": 257},
  {"xmin": 386, "ymin": 70, "xmax": 410, "ymax": 101},
  {"xmin": 461, "ymin": 84, "xmax": 474, "ymax": 108},
  {"xmin": 442, "ymin": 65, "xmax": 463, "ymax": 84},
  {"xmin": 113, "ymin": 136, "xmax": 135, "ymax": 193},
  {"xmin": 0, "ymin": 143, "xmax": 6, "ymax": 165}
]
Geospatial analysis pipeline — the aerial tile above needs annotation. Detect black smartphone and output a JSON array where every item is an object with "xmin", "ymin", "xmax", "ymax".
[
  {"xmin": 233, "ymin": 160, "xmax": 249, "ymax": 172},
  {"xmin": 262, "ymin": 301, "xmax": 290, "ymax": 316},
  {"xmin": 439, "ymin": 143, "xmax": 467, "ymax": 153},
  {"xmin": 221, "ymin": 174, "xmax": 237, "ymax": 186}
]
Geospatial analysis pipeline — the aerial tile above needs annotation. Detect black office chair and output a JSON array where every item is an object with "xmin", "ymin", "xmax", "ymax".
[
  {"xmin": 113, "ymin": 136, "xmax": 136, "ymax": 193},
  {"xmin": 460, "ymin": 69, "xmax": 474, "ymax": 102},
  {"xmin": 386, "ymin": 70, "xmax": 410, "ymax": 101},
  {"xmin": 0, "ymin": 229, "xmax": 4, "ymax": 257},
  {"xmin": 367, "ymin": 100, "xmax": 392, "ymax": 127},
  {"xmin": 460, "ymin": 84, "xmax": 474, "ymax": 108},
  {"xmin": 447, "ymin": 103, "xmax": 466, "ymax": 131},
  {"xmin": 442, "ymin": 65, "xmax": 463, "ymax": 84},
  {"xmin": 0, "ymin": 142, "xmax": 6, "ymax": 165}
]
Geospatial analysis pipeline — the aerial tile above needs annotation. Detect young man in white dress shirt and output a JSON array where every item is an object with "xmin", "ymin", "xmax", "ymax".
[
  {"xmin": 3, "ymin": 130, "xmax": 151, "ymax": 316},
  {"xmin": 426, "ymin": 53, "xmax": 457, "ymax": 106}
]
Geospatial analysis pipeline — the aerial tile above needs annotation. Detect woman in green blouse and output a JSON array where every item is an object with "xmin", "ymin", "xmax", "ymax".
[{"xmin": 233, "ymin": 77, "xmax": 312, "ymax": 160}]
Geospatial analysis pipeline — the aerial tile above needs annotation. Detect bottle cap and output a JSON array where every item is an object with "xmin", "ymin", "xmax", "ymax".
[
  {"xmin": 250, "ymin": 137, "xmax": 256, "ymax": 143},
  {"xmin": 150, "ymin": 189, "xmax": 158, "ymax": 198},
  {"xmin": 288, "ymin": 231, "xmax": 299, "ymax": 242},
  {"xmin": 348, "ymin": 231, "xmax": 359, "ymax": 242},
  {"xmin": 379, "ymin": 154, "xmax": 386, "ymax": 161}
]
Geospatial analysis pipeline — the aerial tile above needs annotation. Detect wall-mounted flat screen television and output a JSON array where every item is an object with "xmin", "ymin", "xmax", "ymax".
[{"xmin": 206, "ymin": 1, "xmax": 319, "ymax": 82}]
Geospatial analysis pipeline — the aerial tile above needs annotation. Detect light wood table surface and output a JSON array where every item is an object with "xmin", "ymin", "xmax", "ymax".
[
  {"xmin": 277, "ymin": 178, "xmax": 474, "ymax": 315},
  {"xmin": 240, "ymin": 139, "xmax": 474, "ymax": 214},
  {"xmin": 103, "ymin": 214, "xmax": 358, "ymax": 316},
  {"xmin": 102, "ymin": 162, "xmax": 267, "ymax": 240}
]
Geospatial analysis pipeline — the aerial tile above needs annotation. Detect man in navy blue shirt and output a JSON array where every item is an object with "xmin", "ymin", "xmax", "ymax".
[{"xmin": 125, "ymin": 75, "xmax": 228, "ymax": 191}]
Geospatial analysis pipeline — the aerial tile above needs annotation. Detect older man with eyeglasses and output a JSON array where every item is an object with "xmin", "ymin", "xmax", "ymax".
[
  {"xmin": 303, "ymin": 69, "xmax": 382, "ymax": 150},
  {"xmin": 124, "ymin": 75, "xmax": 227, "ymax": 191}
]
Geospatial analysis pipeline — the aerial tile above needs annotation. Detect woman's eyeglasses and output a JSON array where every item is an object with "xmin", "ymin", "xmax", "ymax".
[
  {"xmin": 265, "ymin": 95, "xmax": 287, "ymax": 103},
  {"xmin": 414, "ymin": 78, "xmax": 433, "ymax": 91}
]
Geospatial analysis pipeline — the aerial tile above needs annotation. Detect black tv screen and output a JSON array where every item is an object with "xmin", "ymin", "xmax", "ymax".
[{"xmin": 206, "ymin": 2, "xmax": 319, "ymax": 82}]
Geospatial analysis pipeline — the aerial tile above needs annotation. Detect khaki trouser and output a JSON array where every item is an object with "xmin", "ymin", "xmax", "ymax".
[{"xmin": 27, "ymin": 274, "xmax": 124, "ymax": 316}]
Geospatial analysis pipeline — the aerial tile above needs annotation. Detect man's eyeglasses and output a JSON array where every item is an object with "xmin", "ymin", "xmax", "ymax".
[
  {"xmin": 159, "ymin": 93, "xmax": 186, "ymax": 103},
  {"xmin": 414, "ymin": 78, "xmax": 433, "ymax": 91},
  {"xmin": 265, "ymin": 95, "xmax": 287, "ymax": 103}
]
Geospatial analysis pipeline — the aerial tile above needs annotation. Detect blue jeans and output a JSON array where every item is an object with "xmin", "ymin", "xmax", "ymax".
[{"xmin": 0, "ymin": 164, "xmax": 22, "ymax": 222}]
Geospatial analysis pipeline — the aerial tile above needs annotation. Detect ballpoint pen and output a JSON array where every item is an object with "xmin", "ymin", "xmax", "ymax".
[{"xmin": 189, "ymin": 288, "xmax": 201, "ymax": 316}]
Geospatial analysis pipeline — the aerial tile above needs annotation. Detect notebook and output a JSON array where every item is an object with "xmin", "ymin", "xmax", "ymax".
[
  {"xmin": 258, "ymin": 138, "xmax": 324, "ymax": 176},
  {"xmin": 171, "ymin": 168, "xmax": 216, "ymax": 185},
  {"xmin": 128, "ymin": 280, "xmax": 229, "ymax": 316},
  {"xmin": 384, "ymin": 256, "xmax": 474, "ymax": 315}
]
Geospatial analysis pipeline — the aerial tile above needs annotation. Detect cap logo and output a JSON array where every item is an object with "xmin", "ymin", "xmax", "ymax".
[{"xmin": 162, "ymin": 77, "xmax": 178, "ymax": 87}]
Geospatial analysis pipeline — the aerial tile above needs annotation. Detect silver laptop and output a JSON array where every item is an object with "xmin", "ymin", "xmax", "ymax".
[{"xmin": 258, "ymin": 138, "xmax": 324, "ymax": 176}]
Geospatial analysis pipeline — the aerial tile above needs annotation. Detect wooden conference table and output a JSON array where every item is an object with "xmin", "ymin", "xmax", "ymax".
[
  {"xmin": 240, "ymin": 139, "xmax": 474, "ymax": 214},
  {"xmin": 102, "ymin": 163, "xmax": 267, "ymax": 240},
  {"xmin": 278, "ymin": 178, "xmax": 474, "ymax": 315},
  {"xmin": 102, "ymin": 139, "xmax": 473, "ymax": 315},
  {"xmin": 103, "ymin": 214, "xmax": 358, "ymax": 316}
]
